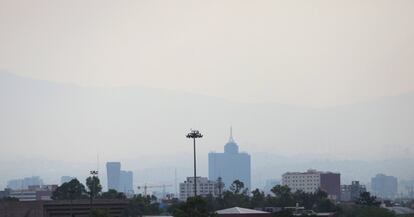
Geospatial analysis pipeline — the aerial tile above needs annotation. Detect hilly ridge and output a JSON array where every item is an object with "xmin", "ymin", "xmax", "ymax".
[{"xmin": 0, "ymin": 72, "xmax": 413, "ymax": 189}]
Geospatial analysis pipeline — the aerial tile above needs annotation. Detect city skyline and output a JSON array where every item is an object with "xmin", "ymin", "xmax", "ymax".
[
  {"xmin": 1, "ymin": 72, "xmax": 413, "ymax": 191},
  {"xmin": 1, "ymin": 0, "xmax": 413, "ymax": 215}
]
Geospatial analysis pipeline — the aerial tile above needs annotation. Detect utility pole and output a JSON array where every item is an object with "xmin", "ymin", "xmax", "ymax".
[{"xmin": 186, "ymin": 129, "xmax": 203, "ymax": 197}]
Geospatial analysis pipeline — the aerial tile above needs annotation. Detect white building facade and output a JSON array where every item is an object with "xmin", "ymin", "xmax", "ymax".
[
  {"xmin": 282, "ymin": 169, "xmax": 321, "ymax": 194},
  {"xmin": 179, "ymin": 177, "xmax": 218, "ymax": 201},
  {"xmin": 282, "ymin": 169, "xmax": 341, "ymax": 200}
]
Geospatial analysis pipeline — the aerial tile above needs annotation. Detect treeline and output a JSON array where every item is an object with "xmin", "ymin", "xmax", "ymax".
[
  {"xmin": 51, "ymin": 177, "xmax": 399, "ymax": 217},
  {"xmin": 52, "ymin": 177, "xmax": 125, "ymax": 200},
  {"xmin": 171, "ymin": 180, "xmax": 396, "ymax": 217}
]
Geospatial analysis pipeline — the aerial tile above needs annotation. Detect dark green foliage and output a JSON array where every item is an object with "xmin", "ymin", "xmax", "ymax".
[
  {"xmin": 122, "ymin": 194, "xmax": 160, "ymax": 217},
  {"xmin": 337, "ymin": 204, "xmax": 395, "ymax": 217},
  {"xmin": 271, "ymin": 185, "xmax": 295, "ymax": 207},
  {"xmin": 100, "ymin": 189, "xmax": 126, "ymax": 199},
  {"xmin": 223, "ymin": 180, "xmax": 250, "ymax": 208},
  {"xmin": 293, "ymin": 190, "xmax": 314, "ymax": 209},
  {"xmin": 251, "ymin": 188, "xmax": 266, "ymax": 208},
  {"xmin": 52, "ymin": 178, "xmax": 87, "ymax": 200},
  {"xmin": 229, "ymin": 180, "xmax": 248, "ymax": 195},
  {"xmin": 272, "ymin": 209, "xmax": 293, "ymax": 217},
  {"xmin": 172, "ymin": 196, "xmax": 217, "ymax": 217},
  {"xmin": 86, "ymin": 176, "xmax": 102, "ymax": 199},
  {"xmin": 90, "ymin": 209, "xmax": 110, "ymax": 217},
  {"xmin": 356, "ymin": 192, "xmax": 380, "ymax": 207},
  {"xmin": 160, "ymin": 182, "xmax": 402, "ymax": 217},
  {"xmin": 205, "ymin": 193, "xmax": 223, "ymax": 212},
  {"xmin": 315, "ymin": 198, "xmax": 336, "ymax": 212}
]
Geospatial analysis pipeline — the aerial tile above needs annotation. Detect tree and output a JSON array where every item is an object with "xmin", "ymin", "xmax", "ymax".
[
  {"xmin": 172, "ymin": 196, "xmax": 217, "ymax": 217},
  {"xmin": 313, "ymin": 189, "xmax": 336, "ymax": 212},
  {"xmin": 357, "ymin": 192, "xmax": 380, "ymax": 207},
  {"xmin": 271, "ymin": 185, "xmax": 291, "ymax": 198},
  {"xmin": 223, "ymin": 180, "xmax": 250, "ymax": 208},
  {"xmin": 52, "ymin": 178, "xmax": 87, "ymax": 200},
  {"xmin": 216, "ymin": 177, "xmax": 225, "ymax": 199},
  {"xmin": 229, "ymin": 180, "xmax": 248, "ymax": 195},
  {"xmin": 273, "ymin": 209, "xmax": 293, "ymax": 217},
  {"xmin": 337, "ymin": 204, "xmax": 395, "ymax": 217},
  {"xmin": 122, "ymin": 194, "xmax": 160, "ymax": 217},
  {"xmin": 100, "ymin": 189, "xmax": 126, "ymax": 199},
  {"xmin": 271, "ymin": 185, "xmax": 294, "ymax": 207},
  {"xmin": 86, "ymin": 176, "xmax": 102, "ymax": 199},
  {"xmin": 90, "ymin": 209, "xmax": 110, "ymax": 217},
  {"xmin": 251, "ymin": 189, "xmax": 266, "ymax": 208},
  {"xmin": 315, "ymin": 198, "xmax": 336, "ymax": 212},
  {"xmin": 293, "ymin": 190, "xmax": 314, "ymax": 210}
]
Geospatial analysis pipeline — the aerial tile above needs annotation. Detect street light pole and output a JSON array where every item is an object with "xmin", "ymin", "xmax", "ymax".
[{"xmin": 186, "ymin": 129, "xmax": 203, "ymax": 197}]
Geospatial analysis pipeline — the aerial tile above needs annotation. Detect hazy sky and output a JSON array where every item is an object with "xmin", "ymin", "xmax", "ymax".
[
  {"xmin": 1, "ymin": 0, "xmax": 414, "ymax": 107},
  {"xmin": 1, "ymin": 0, "xmax": 414, "ymax": 190}
]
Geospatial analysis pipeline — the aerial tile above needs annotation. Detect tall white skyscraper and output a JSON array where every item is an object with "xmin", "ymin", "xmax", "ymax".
[{"xmin": 208, "ymin": 128, "xmax": 251, "ymax": 191}]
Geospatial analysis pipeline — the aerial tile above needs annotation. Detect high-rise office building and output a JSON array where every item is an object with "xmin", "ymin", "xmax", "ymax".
[
  {"xmin": 7, "ymin": 176, "xmax": 44, "ymax": 190},
  {"xmin": 282, "ymin": 169, "xmax": 341, "ymax": 200},
  {"xmin": 119, "ymin": 170, "xmax": 134, "ymax": 194},
  {"xmin": 208, "ymin": 128, "xmax": 251, "ymax": 191},
  {"xmin": 106, "ymin": 162, "xmax": 121, "ymax": 191},
  {"xmin": 371, "ymin": 174, "xmax": 398, "ymax": 199}
]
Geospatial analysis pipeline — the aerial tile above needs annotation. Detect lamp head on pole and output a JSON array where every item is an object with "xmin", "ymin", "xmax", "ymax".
[
  {"xmin": 90, "ymin": 170, "xmax": 98, "ymax": 176},
  {"xmin": 186, "ymin": 129, "xmax": 203, "ymax": 139}
]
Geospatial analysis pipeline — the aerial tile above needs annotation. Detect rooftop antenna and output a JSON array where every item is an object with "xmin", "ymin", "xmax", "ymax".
[
  {"xmin": 174, "ymin": 169, "xmax": 177, "ymax": 197},
  {"xmin": 229, "ymin": 126, "xmax": 234, "ymax": 142},
  {"xmin": 96, "ymin": 153, "xmax": 100, "ymax": 180}
]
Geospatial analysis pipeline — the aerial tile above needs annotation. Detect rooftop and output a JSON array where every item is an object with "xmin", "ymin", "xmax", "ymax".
[{"xmin": 216, "ymin": 207, "xmax": 270, "ymax": 214}]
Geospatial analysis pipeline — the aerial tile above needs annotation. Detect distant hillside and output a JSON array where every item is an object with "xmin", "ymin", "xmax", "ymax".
[{"xmin": 0, "ymin": 72, "xmax": 413, "ymax": 189}]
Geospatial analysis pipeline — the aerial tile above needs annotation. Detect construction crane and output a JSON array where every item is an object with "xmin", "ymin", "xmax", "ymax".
[{"xmin": 137, "ymin": 184, "xmax": 173, "ymax": 198}]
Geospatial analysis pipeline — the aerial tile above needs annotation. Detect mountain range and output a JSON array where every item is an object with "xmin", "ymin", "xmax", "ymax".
[{"xmin": 1, "ymin": 72, "xmax": 413, "ymax": 190}]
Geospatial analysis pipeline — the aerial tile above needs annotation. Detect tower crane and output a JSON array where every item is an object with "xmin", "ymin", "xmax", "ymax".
[{"xmin": 137, "ymin": 184, "xmax": 173, "ymax": 198}]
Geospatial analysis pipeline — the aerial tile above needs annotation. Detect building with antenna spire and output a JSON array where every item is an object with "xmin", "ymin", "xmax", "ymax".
[{"xmin": 208, "ymin": 127, "xmax": 251, "ymax": 191}]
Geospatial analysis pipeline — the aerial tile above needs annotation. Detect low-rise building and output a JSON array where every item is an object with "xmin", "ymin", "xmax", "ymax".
[
  {"xmin": 179, "ymin": 177, "xmax": 218, "ymax": 201},
  {"xmin": 8, "ymin": 185, "xmax": 57, "ymax": 201},
  {"xmin": 0, "ymin": 199, "xmax": 128, "ymax": 217},
  {"xmin": 0, "ymin": 189, "xmax": 10, "ymax": 199},
  {"xmin": 341, "ymin": 181, "xmax": 366, "ymax": 202},
  {"xmin": 282, "ymin": 169, "xmax": 340, "ymax": 200}
]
